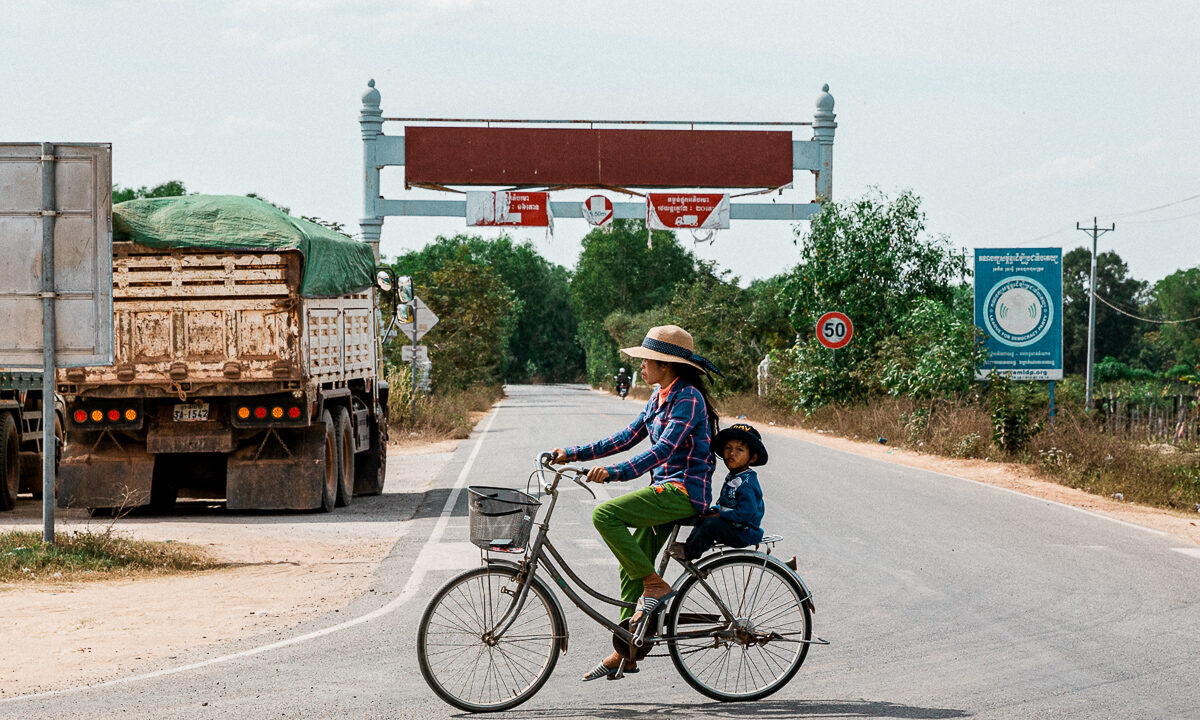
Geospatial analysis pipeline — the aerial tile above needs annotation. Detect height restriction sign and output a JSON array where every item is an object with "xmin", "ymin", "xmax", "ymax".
[
  {"xmin": 816, "ymin": 311, "xmax": 853, "ymax": 350},
  {"xmin": 646, "ymin": 193, "xmax": 731, "ymax": 230}
]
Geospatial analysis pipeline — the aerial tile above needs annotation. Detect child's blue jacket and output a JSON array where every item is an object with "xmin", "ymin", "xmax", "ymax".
[{"xmin": 712, "ymin": 467, "xmax": 764, "ymax": 545}]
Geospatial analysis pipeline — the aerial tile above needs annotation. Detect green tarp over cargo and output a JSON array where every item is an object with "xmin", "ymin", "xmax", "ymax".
[{"xmin": 112, "ymin": 195, "xmax": 375, "ymax": 298}]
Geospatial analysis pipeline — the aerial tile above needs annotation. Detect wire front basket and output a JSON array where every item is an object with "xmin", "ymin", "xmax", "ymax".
[{"xmin": 467, "ymin": 486, "xmax": 542, "ymax": 553}]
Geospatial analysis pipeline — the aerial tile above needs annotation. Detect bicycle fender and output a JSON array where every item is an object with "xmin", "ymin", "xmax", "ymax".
[
  {"xmin": 693, "ymin": 549, "xmax": 816, "ymax": 615},
  {"xmin": 485, "ymin": 558, "xmax": 570, "ymax": 653}
]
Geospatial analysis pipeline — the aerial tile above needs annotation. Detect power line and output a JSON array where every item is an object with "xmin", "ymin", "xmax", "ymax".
[
  {"xmin": 1094, "ymin": 291, "xmax": 1200, "ymax": 325},
  {"xmin": 1112, "ymin": 191, "xmax": 1200, "ymax": 219}
]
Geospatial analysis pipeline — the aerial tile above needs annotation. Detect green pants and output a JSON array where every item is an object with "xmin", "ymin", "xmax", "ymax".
[{"xmin": 591, "ymin": 484, "xmax": 697, "ymax": 619}]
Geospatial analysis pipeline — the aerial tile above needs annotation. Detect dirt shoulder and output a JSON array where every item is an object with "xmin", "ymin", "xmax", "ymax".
[{"xmin": 0, "ymin": 440, "xmax": 460, "ymax": 698}]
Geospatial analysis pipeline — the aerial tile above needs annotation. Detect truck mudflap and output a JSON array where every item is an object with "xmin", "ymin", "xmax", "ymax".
[
  {"xmin": 57, "ymin": 446, "xmax": 154, "ymax": 510},
  {"xmin": 226, "ymin": 422, "xmax": 327, "ymax": 511}
]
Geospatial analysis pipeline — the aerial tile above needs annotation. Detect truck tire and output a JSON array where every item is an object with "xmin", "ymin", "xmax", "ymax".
[
  {"xmin": 0, "ymin": 413, "xmax": 18, "ymax": 511},
  {"xmin": 335, "ymin": 407, "xmax": 354, "ymax": 507},
  {"xmin": 354, "ymin": 416, "xmax": 386, "ymax": 496},
  {"xmin": 319, "ymin": 410, "xmax": 337, "ymax": 513}
]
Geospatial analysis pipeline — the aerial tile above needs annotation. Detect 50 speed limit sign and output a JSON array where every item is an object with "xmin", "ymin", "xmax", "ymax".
[{"xmin": 816, "ymin": 311, "xmax": 853, "ymax": 350}]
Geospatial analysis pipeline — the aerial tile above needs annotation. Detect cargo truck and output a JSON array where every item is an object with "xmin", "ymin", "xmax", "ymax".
[{"xmin": 55, "ymin": 195, "xmax": 390, "ymax": 512}]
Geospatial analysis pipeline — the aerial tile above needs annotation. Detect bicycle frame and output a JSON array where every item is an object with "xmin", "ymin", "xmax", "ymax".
[{"xmin": 484, "ymin": 460, "xmax": 745, "ymax": 648}]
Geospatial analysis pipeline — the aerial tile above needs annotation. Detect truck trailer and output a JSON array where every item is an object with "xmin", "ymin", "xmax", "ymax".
[{"xmin": 55, "ymin": 195, "xmax": 389, "ymax": 512}]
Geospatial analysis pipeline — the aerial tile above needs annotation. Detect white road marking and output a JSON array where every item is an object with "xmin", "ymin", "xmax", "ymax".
[
  {"xmin": 1170, "ymin": 547, "xmax": 1200, "ymax": 559},
  {"xmin": 0, "ymin": 404, "xmax": 504, "ymax": 705}
]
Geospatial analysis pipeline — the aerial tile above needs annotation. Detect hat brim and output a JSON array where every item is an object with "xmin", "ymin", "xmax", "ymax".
[
  {"xmin": 620, "ymin": 345, "xmax": 709, "ymax": 375},
  {"xmin": 712, "ymin": 427, "xmax": 768, "ymax": 466}
]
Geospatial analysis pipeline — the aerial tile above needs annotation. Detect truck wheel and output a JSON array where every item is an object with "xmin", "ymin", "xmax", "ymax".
[
  {"xmin": 0, "ymin": 414, "xmax": 18, "ymax": 511},
  {"xmin": 354, "ymin": 416, "xmax": 386, "ymax": 496},
  {"xmin": 335, "ymin": 407, "xmax": 354, "ymax": 507},
  {"xmin": 319, "ymin": 410, "xmax": 337, "ymax": 513}
]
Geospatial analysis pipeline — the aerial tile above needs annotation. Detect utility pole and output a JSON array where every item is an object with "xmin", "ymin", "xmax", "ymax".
[{"xmin": 1077, "ymin": 217, "xmax": 1115, "ymax": 410}]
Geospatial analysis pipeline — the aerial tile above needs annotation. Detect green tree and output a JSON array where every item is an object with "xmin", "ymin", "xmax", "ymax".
[
  {"xmin": 112, "ymin": 180, "xmax": 188, "ymax": 203},
  {"xmin": 779, "ymin": 190, "xmax": 966, "ymax": 409},
  {"xmin": 876, "ymin": 297, "xmax": 986, "ymax": 401},
  {"xmin": 395, "ymin": 250, "xmax": 517, "ymax": 390},
  {"xmin": 1149, "ymin": 267, "xmax": 1200, "ymax": 372},
  {"xmin": 1062, "ymin": 247, "xmax": 1149, "ymax": 374},
  {"xmin": 388, "ymin": 234, "xmax": 582, "ymax": 382},
  {"xmin": 570, "ymin": 219, "xmax": 698, "ymax": 384}
]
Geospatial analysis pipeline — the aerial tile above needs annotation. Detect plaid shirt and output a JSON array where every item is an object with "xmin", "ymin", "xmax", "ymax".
[{"xmin": 567, "ymin": 381, "xmax": 714, "ymax": 511}]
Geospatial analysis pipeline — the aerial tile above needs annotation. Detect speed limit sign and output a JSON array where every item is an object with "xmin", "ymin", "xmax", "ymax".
[{"xmin": 816, "ymin": 311, "xmax": 853, "ymax": 350}]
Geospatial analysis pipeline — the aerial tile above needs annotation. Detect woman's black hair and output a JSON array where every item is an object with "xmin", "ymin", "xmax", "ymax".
[{"xmin": 673, "ymin": 363, "xmax": 719, "ymax": 434}]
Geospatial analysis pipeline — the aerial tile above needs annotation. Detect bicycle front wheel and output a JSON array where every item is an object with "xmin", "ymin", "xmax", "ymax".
[
  {"xmin": 665, "ymin": 555, "xmax": 811, "ymax": 702},
  {"xmin": 417, "ymin": 565, "xmax": 563, "ymax": 713}
]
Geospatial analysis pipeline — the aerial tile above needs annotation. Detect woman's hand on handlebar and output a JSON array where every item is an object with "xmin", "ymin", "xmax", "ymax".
[
  {"xmin": 549, "ymin": 448, "xmax": 568, "ymax": 465},
  {"xmin": 585, "ymin": 467, "xmax": 610, "ymax": 484}
]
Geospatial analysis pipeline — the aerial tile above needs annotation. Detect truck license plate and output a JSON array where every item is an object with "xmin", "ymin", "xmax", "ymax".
[{"xmin": 173, "ymin": 403, "xmax": 210, "ymax": 422}]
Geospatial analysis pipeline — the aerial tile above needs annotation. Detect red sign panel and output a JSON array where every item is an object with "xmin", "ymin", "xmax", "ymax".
[
  {"xmin": 816, "ymin": 312, "xmax": 853, "ymax": 350},
  {"xmin": 405, "ymin": 127, "xmax": 793, "ymax": 189},
  {"xmin": 647, "ymin": 193, "xmax": 730, "ymax": 230},
  {"xmin": 465, "ymin": 191, "xmax": 553, "ymax": 227}
]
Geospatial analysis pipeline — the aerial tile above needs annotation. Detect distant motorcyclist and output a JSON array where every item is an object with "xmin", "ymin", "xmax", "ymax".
[{"xmin": 615, "ymin": 367, "xmax": 631, "ymax": 399}]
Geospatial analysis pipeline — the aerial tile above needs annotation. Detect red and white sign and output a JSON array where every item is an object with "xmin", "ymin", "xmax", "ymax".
[
  {"xmin": 582, "ymin": 195, "xmax": 614, "ymax": 227},
  {"xmin": 816, "ymin": 311, "xmax": 853, "ymax": 350},
  {"xmin": 646, "ymin": 193, "xmax": 730, "ymax": 230},
  {"xmin": 466, "ymin": 191, "xmax": 553, "ymax": 228}
]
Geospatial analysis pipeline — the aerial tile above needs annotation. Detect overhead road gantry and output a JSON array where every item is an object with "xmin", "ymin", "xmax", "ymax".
[{"xmin": 357, "ymin": 80, "xmax": 837, "ymax": 260}]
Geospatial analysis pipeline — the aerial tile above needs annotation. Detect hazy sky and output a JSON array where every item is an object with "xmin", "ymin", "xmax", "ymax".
[{"xmin": 4, "ymin": 0, "xmax": 1198, "ymax": 285}]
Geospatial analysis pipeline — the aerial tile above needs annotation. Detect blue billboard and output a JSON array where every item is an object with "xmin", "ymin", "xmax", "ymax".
[{"xmin": 974, "ymin": 248, "xmax": 1063, "ymax": 380}]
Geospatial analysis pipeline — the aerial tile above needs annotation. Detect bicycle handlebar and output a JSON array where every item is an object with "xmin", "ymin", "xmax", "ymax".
[{"xmin": 535, "ymin": 452, "xmax": 596, "ymax": 500}]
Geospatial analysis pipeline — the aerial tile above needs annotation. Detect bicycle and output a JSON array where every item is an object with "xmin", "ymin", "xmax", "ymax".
[{"xmin": 416, "ymin": 453, "xmax": 827, "ymax": 713}]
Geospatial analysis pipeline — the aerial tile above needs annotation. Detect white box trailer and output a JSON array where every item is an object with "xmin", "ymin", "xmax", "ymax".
[{"xmin": 55, "ymin": 197, "xmax": 387, "ymax": 512}]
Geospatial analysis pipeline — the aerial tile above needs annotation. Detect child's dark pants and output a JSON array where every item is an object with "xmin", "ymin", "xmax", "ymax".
[{"xmin": 683, "ymin": 517, "xmax": 752, "ymax": 560}]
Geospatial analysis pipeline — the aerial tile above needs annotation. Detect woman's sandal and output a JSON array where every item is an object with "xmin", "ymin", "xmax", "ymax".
[
  {"xmin": 631, "ymin": 590, "xmax": 678, "ymax": 624},
  {"xmin": 581, "ymin": 660, "xmax": 638, "ymax": 681}
]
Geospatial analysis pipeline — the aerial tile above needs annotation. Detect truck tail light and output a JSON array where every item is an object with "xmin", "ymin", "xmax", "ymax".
[
  {"xmin": 107, "ymin": 409, "xmax": 120, "ymax": 421},
  {"xmin": 125, "ymin": 409, "xmax": 137, "ymax": 421},
  {"xmin": 90, "ymin": 410, "xmax": 103, "ymax": 422},
  {"xmin": 254, "ymin": 407, "xmax": 266, "ymax": 419},
  {"xmin": 271, "ymin": 407, "xmax": 283, "ymax": 419},
  {"xmin": 287, "ymin": 406, "xmax": 301, "ymax": 419},
  {"xmin": 72, "ymin": 403, "xmax": 142, "ymax": 428},
  {"xmin": 237, "ymin": 406, "xmax": 250, "ymax": 419},
  {"xmin": 74, "ymin": 410, "xmax": 87, "ymax": 423}
]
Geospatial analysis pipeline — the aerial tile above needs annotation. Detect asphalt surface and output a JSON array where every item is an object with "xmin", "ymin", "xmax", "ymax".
[{"xmin": 3, "ymin": 384, "xmax": 1198, "ymax": 719}]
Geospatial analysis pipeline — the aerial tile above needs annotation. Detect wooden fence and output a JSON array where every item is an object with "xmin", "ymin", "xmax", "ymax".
[{"xmin": 1096, "ymin": 393, "xmax": 1200, "ymax": 444}]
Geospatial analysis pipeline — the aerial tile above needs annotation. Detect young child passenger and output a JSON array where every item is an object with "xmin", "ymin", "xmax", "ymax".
[{"xmin": 669, "ymin": 422, "xmax": 767, "ymax": 561}]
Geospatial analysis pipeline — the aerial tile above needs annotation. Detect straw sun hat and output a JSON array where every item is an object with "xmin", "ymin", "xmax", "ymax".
[{"xmin": 620, "ymin": 325, "xmax": 722, "ymax": 376}]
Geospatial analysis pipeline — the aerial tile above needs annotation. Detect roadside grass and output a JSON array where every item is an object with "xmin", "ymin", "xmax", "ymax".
[
  {"xmin": 719, "ymin": 392, "xmax": 1200, "ymax": 513},
  {"xmin": 387, "ymin": 369, "xmax": 504, "ymax": 440},
  {"xmin": 0, "ymin": 529, "xmax": 221, "ymax": 584}
]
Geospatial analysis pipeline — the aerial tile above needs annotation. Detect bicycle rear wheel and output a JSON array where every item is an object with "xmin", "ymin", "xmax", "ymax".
[
  {"xmin": 665, "ymin": 555, "xmax": 811, "ymax": 702},
  {"xmin": 417, "ymin": 565, "xmax": 563, "ymax": 713}
]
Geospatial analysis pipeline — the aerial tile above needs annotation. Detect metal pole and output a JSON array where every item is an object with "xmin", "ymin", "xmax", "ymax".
[
  {"xmin": 409, "ymin": 278, "xmax": 417, "ymax": 421},
  {"xmin": 40, "ymin": 143, "xmax": 57, "ymax": 545},
  {"xmin": 1077, "ymin": 217, "xmax": 1115, "ymax": 410}
]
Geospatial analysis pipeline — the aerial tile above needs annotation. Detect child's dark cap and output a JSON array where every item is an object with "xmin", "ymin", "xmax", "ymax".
[{"xmin": 712, "ymin": 423, "xmax": 768, "ymax": 466}]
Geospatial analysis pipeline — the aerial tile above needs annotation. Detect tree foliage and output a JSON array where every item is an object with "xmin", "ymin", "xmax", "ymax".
[
  {"xmin": 112, "ymin": 180, "xmax": 188, "ymax": 204},
  {"xmin": 1062, "ymin": 247, "xmax": 1149, "ymax": 374},
  {"xmin": 569, "ymin": 220, "xmax": 698, "ymax": 383},
  {"xmin": 388, "ymin": 234, "xmax": 582, "ymax": 383},
  {"xmin": 778, "ymin": 190, "xmax": 967, "ymax": 409},
  {"xmin": 390, "ymin": 249, "xmax": 517, "ymax": 390},
  {"xmin": 1148, "ymin": 267, "xmax": 1200, "ymax": 373}
]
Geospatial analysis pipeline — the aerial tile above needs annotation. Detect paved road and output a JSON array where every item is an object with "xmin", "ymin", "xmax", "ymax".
[{"xmin": 4, "ymin": 384, "xmax": 1198, "ymax": 719}]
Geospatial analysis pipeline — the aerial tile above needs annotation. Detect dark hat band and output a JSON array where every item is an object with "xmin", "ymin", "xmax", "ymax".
[{"xmin": 641, "ymin": 337, "xmax": 723, "ymax": 377}]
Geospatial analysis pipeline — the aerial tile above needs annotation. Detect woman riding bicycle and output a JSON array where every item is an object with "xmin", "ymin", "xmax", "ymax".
[{"xmin": 552, "ymin": 324, "xmax": 720, "ymax": 680}]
